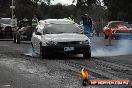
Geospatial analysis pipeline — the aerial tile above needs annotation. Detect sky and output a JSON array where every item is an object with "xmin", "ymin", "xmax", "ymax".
[
  {"xmin": 51, "ymin": 0, "xmax": 104, "ymax": 6},
  {"xmin": 51, "ymin": 0, "xmax": 76, "ymax": 5}
]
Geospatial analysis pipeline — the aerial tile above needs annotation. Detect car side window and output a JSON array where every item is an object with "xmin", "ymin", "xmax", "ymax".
[{"xmin": 108, "ymin": 24, "xmax": 111, "ymax": 28}]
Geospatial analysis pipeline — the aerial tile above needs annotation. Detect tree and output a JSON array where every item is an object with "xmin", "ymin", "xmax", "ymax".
[
  {"xmin": 0, "ymin": 0, "xmax": 11, "ymax": 17},
  {"xmin": 72, "ymin": 0, "xmax": 101, "ymax": 15},
  {"xmin": 74, "ymin": 0, "xmax": 100, "ymax": 8},
  {"xmin": 103, "ymin": 0, "xmax": 132, "ymax": 23}
]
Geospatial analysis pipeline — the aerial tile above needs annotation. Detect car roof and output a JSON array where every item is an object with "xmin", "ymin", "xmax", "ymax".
[
  {"xmin": 39, "ymin": 19, "xmax": 75, "ymax": 24},
  {"xmin": 1, "ymin": 18, "xmax": 12, "ymax": 20},
  {"xmin": 108, "ymin": 21, "xmax": 126, "ymax": 24}
]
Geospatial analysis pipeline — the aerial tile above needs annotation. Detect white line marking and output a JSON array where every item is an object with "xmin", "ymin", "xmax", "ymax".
[
  {"xmin": 0, "ymin": 45, "xmax": 9, "ymax": 47},
  {"xmin": 3, "ymin": 85, "xmax": 11, "ymax": 87}
]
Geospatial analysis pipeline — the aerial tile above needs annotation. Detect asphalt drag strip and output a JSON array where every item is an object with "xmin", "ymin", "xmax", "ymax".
[{"xmin": 0, "ymin": 38, "xmax": 132, "ymax": 88}]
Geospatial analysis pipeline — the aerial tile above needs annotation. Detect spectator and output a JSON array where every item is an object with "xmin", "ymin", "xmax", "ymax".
[{"xmin": 81, "ymin": 14, "xmax": 93, "ymax": 36}]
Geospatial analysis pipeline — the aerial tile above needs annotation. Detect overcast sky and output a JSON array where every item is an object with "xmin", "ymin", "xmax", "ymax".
[
  {"xmin": 51, "ymin": 0, "xmax": 76, "ymax": 5},
  {"xmin": 51, "ymin": 0, "xmax": 104, "ymax": 6}
]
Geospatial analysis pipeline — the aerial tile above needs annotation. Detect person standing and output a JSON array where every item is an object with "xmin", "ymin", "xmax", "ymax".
[
  {"xmin": 64, "ymin": 15, "xmax": 75, "ymax": 22},
  {"xmin": 32, "ymin": 15, "xmax": 38, "ymax": 28},
  {"xmin": 81, "ymin": 14, "xmax": 93, "ymax": 36}
]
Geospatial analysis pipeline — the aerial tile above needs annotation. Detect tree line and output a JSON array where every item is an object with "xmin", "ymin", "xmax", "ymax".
[
  {"xmin": 0, "ymin": 0, "xmax": 106, "ymax": 21},
  {"xmin": 103, "ymin": 0, "xmax": 132, "ymax": 23},
  {"xmin": 0, "ymin": 0, "xmax": 132, "ymax": 24}
]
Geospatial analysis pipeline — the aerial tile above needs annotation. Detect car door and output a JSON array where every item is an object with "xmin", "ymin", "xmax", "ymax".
[
  {"xmin": 103, "ymin": 23, "xmax": 110, "ymax": 35},
  {"xmin": 105, "ymin": 23, "xmax": 113, "ymax": 36},
  {"xmin": 32, "ymin": 28, "xmax": 42, "ymax": 54},
  {"xmin": 103, "ymin": 23, "xmax": 109, "ymax": 32}
]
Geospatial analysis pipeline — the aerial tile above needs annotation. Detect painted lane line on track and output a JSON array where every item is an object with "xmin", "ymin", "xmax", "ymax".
[
  {"xmin": 2, "ymin": 85, "xmax": 11, "ymax": 87},
  {"xmin": 0, "ymin": 45, "xmax": 9, "ymax": 47}
]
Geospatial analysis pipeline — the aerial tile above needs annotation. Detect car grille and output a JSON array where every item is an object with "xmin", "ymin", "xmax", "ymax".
[{"xmin": 58, "ymin": 41, "xmax": 80, "ymax": 45}]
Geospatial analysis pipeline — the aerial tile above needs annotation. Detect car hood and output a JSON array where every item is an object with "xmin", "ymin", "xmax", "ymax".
[{"xmin": 42, "ymin": 33, "xmax": 89, "ymax": 42}]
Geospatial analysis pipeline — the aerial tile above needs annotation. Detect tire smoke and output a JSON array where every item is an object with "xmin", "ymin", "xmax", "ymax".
[{"xmin": 92, "ymin": 39, "xmax": 132, "ymax": 57}]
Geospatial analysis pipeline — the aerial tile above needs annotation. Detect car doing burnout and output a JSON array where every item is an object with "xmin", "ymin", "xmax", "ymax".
[
  {"xmin": 103, "ymin": 21, "xmax": 132, "ymax": 39},
  {"xmin": 31, "ymin": 19, "xmax": 91, "ymax": 59}
]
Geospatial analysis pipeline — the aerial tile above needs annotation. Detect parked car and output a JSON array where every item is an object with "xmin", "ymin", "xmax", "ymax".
[
  {"xmin": 0, "ymin": 18, "xmax": 13, "ymax": 38},
  {"xmin": 31, "ymin": 19, "xmax": 91, "ymax": 59},
  {"xmin": 0, "ymin": 18, "xmax": 17, "ymax": 38},
  {"xmin": 103, "ymin": 21, "xmax": 132, "ymax": 39},
  {"xmin": 13, "ymin": 26, "xmax": 33, "ymax": 44}
]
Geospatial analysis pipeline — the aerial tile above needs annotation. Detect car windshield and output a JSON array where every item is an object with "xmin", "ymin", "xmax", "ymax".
[
  {"xmin": 0, "ymin": 19, "xmax": 11, "ymax": 24},
  {"xmin": 44, "ymin": 24, "xmax": 82, "ymax": 34},
  {"xmin": 110, "ymin": 22, "xmax": 130, "ymax": 28}
]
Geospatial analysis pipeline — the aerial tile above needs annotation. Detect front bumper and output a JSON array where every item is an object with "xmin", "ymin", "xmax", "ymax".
[
  {"xmin": 0, "ymin": 26, "xmax": 13, "ymax": 38},
  {"xmin": 41, "ymin": 45, "xmax": 91, "ymax": 54},
  {"xmin": 112, "ymin": 33, "xmax": 132, "ymax": 39}
]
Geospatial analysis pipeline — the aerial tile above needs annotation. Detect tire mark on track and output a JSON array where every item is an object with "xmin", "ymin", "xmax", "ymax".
[
  {"xmin": 56, "ymin": 59, "xmax": 118, "ymax": 79},
  {"xmin": 57, "ymin": 56, "xmax": 132, "ymax": 80},
  {"xmin": 92, "ymin": 58, "xmax": 132, "ymax": 79}
]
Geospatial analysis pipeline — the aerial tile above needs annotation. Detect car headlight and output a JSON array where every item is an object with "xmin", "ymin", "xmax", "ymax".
[
  {"xmin": 79, "ymin": 40, "xmax": 90, "ymax": 45},
  {"xmin": 46, "ymin": 41, "xmax": 57, "ymax": 46}
]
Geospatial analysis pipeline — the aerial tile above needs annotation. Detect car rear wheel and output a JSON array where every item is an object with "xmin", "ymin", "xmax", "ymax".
[
  {"xmin": 16, "ymin": 34, "xmax": 20, "ymax": 44},
  {"xmin": 13, "ymin": 33, "xmax": 16, "ymax": 43},
  {"xmin": 83, "ymin": 52, "xmax": 91, "ymax": 59}
]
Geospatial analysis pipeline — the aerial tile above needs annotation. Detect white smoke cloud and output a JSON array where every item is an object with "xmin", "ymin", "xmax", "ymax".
[
  {"xmin": 24, "ymin": 47, "xmax": 39, "ymax": 57},
  {"xmin": 92, "ymin": 39, "xmax": 132, "ymax": 57}
]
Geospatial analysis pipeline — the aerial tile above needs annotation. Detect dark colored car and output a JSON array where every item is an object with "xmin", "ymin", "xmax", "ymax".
[
  {"xmin": 0, "ymin": 18, "xmax": 17, "ymax": 39},
  {"xmin": 0, "ymin": 26, "xmax": 13, "ymax": 38}
]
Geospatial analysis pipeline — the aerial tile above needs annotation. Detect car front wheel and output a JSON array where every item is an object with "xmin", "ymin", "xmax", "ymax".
[
  {"xmin": 83, "ymin": 52, "xmax": 91, "ymax": 59},
  {"xmin": 40, "ymin": 44, "xmax": 48, "ymax": 59},
  {"xmin": 13, "ymin": 33, "xmax": 16, "ymax": 43},
  {"xmin": 16, "ymin": 34, "xmax": 20, "ymax": 44}
]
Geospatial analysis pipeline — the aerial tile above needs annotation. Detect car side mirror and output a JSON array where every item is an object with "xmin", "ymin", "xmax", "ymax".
[
  {"xmin": 80, "ymin": 31, "xmax": 84, "ymax": 34},
  {"xmin": 36, "ymin": 32, "xmax": 42, "ymax": 35}
]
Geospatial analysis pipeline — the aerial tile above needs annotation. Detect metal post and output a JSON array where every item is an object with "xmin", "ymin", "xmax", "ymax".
[{"xmin": 12, "ymin": 0, "xmax": 13, "ymax": 19}]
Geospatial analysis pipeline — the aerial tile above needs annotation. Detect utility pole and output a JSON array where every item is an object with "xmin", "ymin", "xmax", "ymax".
[
  {"xmin": 12, "ymin": 0, "xmax": 13, "ymax": 19},
  {"xmin": 10, "ymin": 0, "xmax": 15, "ymax": 19},
  {"xmin": 10, "ymin": 0, "xmax": 17, "ymax": 27}
]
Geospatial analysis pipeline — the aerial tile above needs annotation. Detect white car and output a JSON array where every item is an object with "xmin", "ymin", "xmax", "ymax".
[{"xmin": 31, "ymin": 19, "xmax": 91, "ymax": 59}]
